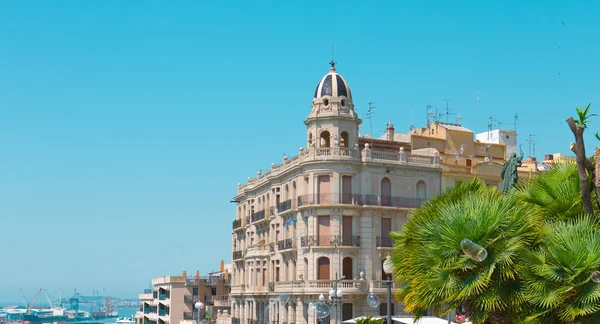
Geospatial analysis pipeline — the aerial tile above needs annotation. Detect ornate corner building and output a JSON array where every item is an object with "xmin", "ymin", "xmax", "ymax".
[{"xmin": 229, "ymin": 64, "xmax": 444, "ymax": 324}]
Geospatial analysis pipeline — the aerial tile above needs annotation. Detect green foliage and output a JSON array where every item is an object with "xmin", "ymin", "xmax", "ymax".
[
  {"xmin": 574, "ymin": 103, "xmax": 596, "ymax": 128},
  {"xmin": 392, "ymin": 162, "xmax": 600, "ymax": 324},
  {"xmin": 354, "ymin": 316, "xmax": 385, "ymax": 324}
]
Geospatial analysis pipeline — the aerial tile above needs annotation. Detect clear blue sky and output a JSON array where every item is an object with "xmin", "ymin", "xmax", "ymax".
[{"xmin": 1, "ymin": 0, "xmax": 599, "ymax": 303}]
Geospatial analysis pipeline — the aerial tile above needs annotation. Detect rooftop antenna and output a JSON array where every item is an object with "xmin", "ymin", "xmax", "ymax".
[
  {"xmin": 330, "ymin": 44, "xmax": 336, "ymax": 69},
  {"xmin": 487, "ymin": 116, "xmax": 498, "ymax": 140},
  {"xmin": 366, "ymin": 102, "xmax": 375, "ymax": 147},
  {"xmin": 442, "ymin": 98, "xmax": 453, "ymax": 122},
  {"xmin": 513, "ymin": 113, "xmax": 519, "ymax": 132},
  {"xmin": 527, "ymin": 134, "xmax": 536, "ymax": 158},
  {"xmin": 411, "ymin": 105, "xmax": 414, "ymax": 127},
  {"xmin": 426, "ymin": 104, "xmax": 433, "ymax": 127},
  {"xmin": 456, "ymin": 115, "xmax": 463, "ymax": 124}
]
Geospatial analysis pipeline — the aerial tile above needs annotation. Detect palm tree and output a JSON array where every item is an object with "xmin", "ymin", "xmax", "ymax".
[
  {"xmin": 520, "ymin": 216, "xmax": 600, "ymax": 323},
  {"xmin": 391, "ymin": 179, "xmax": 539, "ymax": 323},
  {"xmin": 391, "ymin": 162, "xmax": 600, "ymax": 324}
]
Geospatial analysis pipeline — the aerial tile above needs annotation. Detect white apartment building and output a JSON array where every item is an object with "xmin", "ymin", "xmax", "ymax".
[{"xmin": 230, "ymin": 64, "xmax": 443, "ymax": 324}]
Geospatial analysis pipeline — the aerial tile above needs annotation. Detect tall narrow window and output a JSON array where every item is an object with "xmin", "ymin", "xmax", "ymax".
[
  {"xmin": 318, "ymin": 216, "xmax": 330, "ymax": 246},
  {"xmin": 341, "ymin": 131, "xmax": 349, "ymax": 148},
  {"xmin": 342, "ymin": 216, "xmax": 353, "ymax": 246},
  {"xmin": 342, "ymin": 176, "xmax": 352, "ymax": 204},
  {"xmin": 381, "ymin": 177, "xmax": 392, "ymax": 206},
  {"xmin": 317, "ymin": 257, "xmax": 330, "ymax": 280},
  {"xmin": 417, "ymin": 180, "xmax": 426, "ymax": 200},
  {"xmin": 381, "ymin": 218, "xmax": 392, "ymax": 248},
  {"xmin": 320, "ymin": 131, "xmax": 331, "ymax": 148},
  {"xmin": 318, "ymin": 175, "xmax": 331, "ymax": 204},
  {"xmin": 342, "ymin": 257, "xmax": 353, "ymax": 280}
]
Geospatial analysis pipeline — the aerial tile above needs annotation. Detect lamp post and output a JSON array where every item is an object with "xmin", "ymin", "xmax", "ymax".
[
  {"xmin": 194, "ymin": 302, "xmax": 205, "ymax": 324},
  {"xmin": 318, "ymin": 294, "xmax": 325, "ymax": 324},
  {"xmin": 382, "ymin": 256, "xmax": 394, "ymax": 324}
]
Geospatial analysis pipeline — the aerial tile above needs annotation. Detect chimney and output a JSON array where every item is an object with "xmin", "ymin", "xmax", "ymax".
[
  {"xmin": 224, "ymin": 269, "xmax": 229, "ymax": 281},
  {"xmin": 386, "ymin": 121, "xmax": 395, "ymax": 141},
  {"xmin": 195, "ymin": 270, "xmax": 200, "ymax": 279},
  {"xmin": 220, "ymin": 260, "xmax": 225, "ymax": 272},
  {"xmin": 182, "ymin": 270, "xmax": 187, "ymax": 278},
  {"xmin": 544, "ymin": 154, "xmax": 554, "ymax": 161}
]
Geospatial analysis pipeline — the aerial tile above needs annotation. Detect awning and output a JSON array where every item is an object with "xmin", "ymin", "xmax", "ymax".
[
  {"xmin": 342, "ymin": 316, "xmax": 385, "ymax": 323},
  {"xmin": 392, "ymin": 316, "xmax": 471, "ymax": 324}
]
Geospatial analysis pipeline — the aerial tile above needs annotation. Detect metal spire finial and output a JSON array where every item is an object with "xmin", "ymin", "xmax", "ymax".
[{"xmin": 330, "ymin": 44, "xmax": 336, "ymax": 70}]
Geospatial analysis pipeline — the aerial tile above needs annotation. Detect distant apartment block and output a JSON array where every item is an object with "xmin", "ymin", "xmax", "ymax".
[{"xmin": 136, "ymin": 262, "xmax": 231, "ymax": 324}]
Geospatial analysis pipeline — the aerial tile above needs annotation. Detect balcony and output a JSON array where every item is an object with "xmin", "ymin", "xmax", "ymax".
[
  {"xmin": 277, "ymin": 238, "xmax": 295, "ymax": 250},
  {"xmin": 341, "ymin": 235, "xmax": 360, "ymax": 247},
  {"xmin": 370, "ymin": 280, "xmax": 402, "ymax": 293},
  {"xmin": 233, "ymin": 219, "xmax": 242, "ymax": 230},
  {"xmin": 158, "ymin": 310, "xmax": 166, "ymax": 316},
  {"xmin": 251, "ymin": 210, "xmax": 266, "ymax": 222},
  {"xmin": 246, "ymin": 243, "xmax": 269, "ymax": 257},
  {"xmin": 233, "ymin": 250, "xmax": 245, "ymax": 260},
  {"xmin": 376, "ymin": 236, "xmax": 394, "ymax": 248},
  {"xmin": 158, "ymin": 294, "xmax": 166, "ymax": 301},
  {"xmin": 184, "ymin": 295, "xmax": 199, "ymax": 303},
  {"xmin": 183, "ymin": 312, "xmax": 194, "ymax": 320},
  {"xmin": 277, "ymin": 199, "xmax": 292, "ymax": 213},
  {"xmin": 300, "ymin": 234, "xmax": 360, "ymax": 248},
  {"xmin": 205, "ymin": 295, "xmax": 214, "ymax": 303},
  {"xmin": 230, "ymin": 284, "xmax": 245, "ymax": 294},
  {"xmin": 245, "ymin": 216, "xmax": 250, "ymax": 226},
  {"xmin": 214, "ymin": 296, "xmax": 231, "ymax": 307},
  {"xmin": 297, "ymin": 193, "xmax": 423, "ymax": 209},
  {"xmin": 274, "ymin": 280, "xmax": 366, "ymax": 294},
  {"xmin": 232, "ymin": 318, "xmax": 240, "ymax": 324}
]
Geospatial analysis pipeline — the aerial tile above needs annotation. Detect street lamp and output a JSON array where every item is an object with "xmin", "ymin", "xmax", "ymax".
[
  {"xmin": 194, "ymin": 302, "xmax": 205, "ymax": 324},
  {"xmin": 328, "ymin": 286, "xmax": 343, "ymax": 324},
  {"xmin": 382, "ymin": 256, "xmax": 394, "ymax": 324}
]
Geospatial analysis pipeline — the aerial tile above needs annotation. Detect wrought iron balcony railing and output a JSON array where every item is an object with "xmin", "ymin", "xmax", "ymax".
[
  {"xmin": 376, "ymin": 235, "xmax": 394, "ymax": 247},
  {"xmin": 251, "ymin": 210, "xmax": 266, "ymax": 222},
  {"xmin": 277, "ymin": 199, "xmax": 292, "ymax": 213},
  {"xmin": 297, "ymin": 193, "xmax": 424, "ymax": 209},
  {"xmin": 233, "ymin": 219, "xmax": 242, "ymax": 229}
]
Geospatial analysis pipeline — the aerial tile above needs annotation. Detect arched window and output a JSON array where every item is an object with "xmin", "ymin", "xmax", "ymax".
[
  {"xmin": 308, "ymin": 133, "xmax": 313, "ymax": 146},
  {"xmin": 343, "ymin": 257, "xmax": 353, "ymax": 279},
  {"xmin": 381, "ymin": 177, "xmax": 392, "ymax": 206},
  {"xmin": 317, "ymin": 257, "xmax": 330, "ymax": 280},
  {"xmin": 320, "ymin": 131, "xmax": 331, "ymax": 148},
  {"xmin": 285, "ymin": 184, "xmax": 289, "ymax": 200},
  {"xmin": 417, "ymin": 180, "xmax": 426, "ymax": 200},
  {"xmin": 341, "ymin": 131, "xmax": 349, "ymax": 148}
]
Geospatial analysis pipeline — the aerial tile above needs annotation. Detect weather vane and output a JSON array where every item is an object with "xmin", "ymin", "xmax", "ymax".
[{"xmin": 330, "ymin": 44, "xmax": 336, "ymax": 68}]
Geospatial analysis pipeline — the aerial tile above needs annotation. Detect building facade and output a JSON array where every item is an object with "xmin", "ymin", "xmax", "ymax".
[
  {"xmin": 138, "ymin": 265, "xmax": 231, "ymax": 324},
  {"xmin": 230, "ymin": 65, "xmax": 443, "ymax": 324}
]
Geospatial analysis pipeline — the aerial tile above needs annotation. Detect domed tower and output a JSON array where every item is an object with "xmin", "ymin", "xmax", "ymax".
[{"xmin": 305, "ymin": 63, "xmax": 361, "ymax": 150}]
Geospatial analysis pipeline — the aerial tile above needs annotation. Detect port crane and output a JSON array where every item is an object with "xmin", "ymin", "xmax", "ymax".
[
  {"xmin": 69, "ymin": 289, "xmax": 90, "ymax": 320},
  {"xmin": 20, "ymin": 289, "xmax": 43, "ymax": 314}
]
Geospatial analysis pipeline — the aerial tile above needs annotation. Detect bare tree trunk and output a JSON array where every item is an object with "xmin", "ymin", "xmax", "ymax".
[
  {"xmin": 566, "ymin": 117, "xmax": 594, "ymax": 215},
  {"xmin": 571, "ymin": 143, "xmax": 600, "ymax": 209},
  {"xmin": 596, "ymin": 148, "xmax": 600, "ymax": 208}
]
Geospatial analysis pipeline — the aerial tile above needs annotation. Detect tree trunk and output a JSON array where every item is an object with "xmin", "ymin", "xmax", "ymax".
[
  {"xmin": 596, "ymin": 148, "xmax": 600, "ymax": 208},
  {"xmin": 566, "ymin": 117, "xmax": 594, "ymax": 215}
]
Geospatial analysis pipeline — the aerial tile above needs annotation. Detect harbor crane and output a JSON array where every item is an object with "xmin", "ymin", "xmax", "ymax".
[
  {"xmin": 69, "ymin": 289, "xmax": 89, "ymax": 320},
  {"xmin": 20, "ymin": 288, "xmax": 43, "ymax": 314}
]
